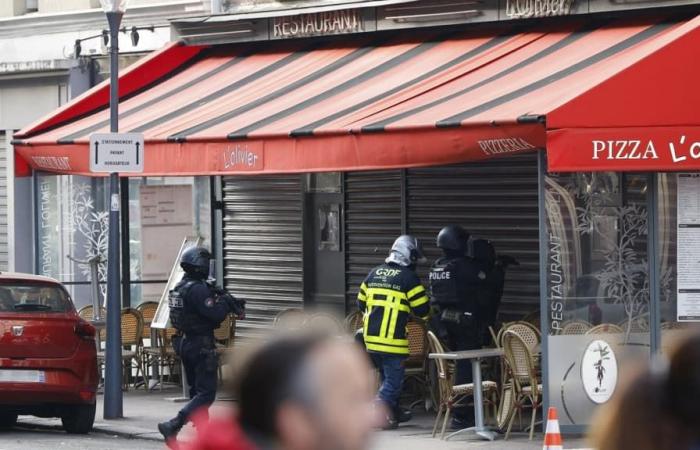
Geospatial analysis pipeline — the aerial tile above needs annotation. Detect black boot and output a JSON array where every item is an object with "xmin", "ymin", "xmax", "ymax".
[
  {"xmin": 158, "ymin": 414, "xmax": 185, "ymax": 441},
  {"xmin": 395, "ymin": 406, "xmax": 412, "ymax": 424}
]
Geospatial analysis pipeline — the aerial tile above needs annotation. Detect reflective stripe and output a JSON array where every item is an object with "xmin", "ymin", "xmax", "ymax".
[
  {"xmin": 407, "ymin": 285, "xmax": 426, "ymax": 301},
  {"xmin": 365, "ymin": 342, "xmax": 410, "ymax": 355},
  {"xmin": 388, "ymin": 295, "xmax": 401, "ymax": 340},
  {"xmin": 365, "ymin": 298, "xmax": 410, "ymax": 313},
  {"xmin": 409, "ymin": 295, "xmax": 429, "ymax": 309},
  {"xmin": 378, "ymin": 301, "xmax": 391, "ymax": 339},
  {"xmin": 369, "ymin": 287, "xmax": 407, "ymax": 301},
  {"xmin": 364, "ymin": 334, "xmax": 410, "ymax": 347}
]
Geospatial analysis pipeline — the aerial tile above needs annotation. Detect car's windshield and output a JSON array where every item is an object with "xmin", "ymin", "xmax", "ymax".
[{"xmin": 0, "ymin": 282, "xmax": 73, "ymax": 313}]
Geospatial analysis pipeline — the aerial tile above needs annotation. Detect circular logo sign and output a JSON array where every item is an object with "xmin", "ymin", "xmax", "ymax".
[{"xmin": 581, "ymin": 339, "xmax": 618, "ymax": 404}]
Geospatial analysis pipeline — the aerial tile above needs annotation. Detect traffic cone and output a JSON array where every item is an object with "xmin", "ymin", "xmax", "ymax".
[{"xmin": 543, "ymin": 407, "xmax": 563, "ymax": 450}]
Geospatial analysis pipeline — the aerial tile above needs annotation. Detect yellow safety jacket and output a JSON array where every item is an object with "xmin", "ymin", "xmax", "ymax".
[{"xmin": 357, "ymin": 263, "xmax": 430, "ymax": 355}]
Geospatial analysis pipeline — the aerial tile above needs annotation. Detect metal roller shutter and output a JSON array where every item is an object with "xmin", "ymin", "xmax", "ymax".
[
  {"xmin": 222, "ymin": 175, "xmax": 303, "ymax": 338},
  {"xmin": 344, "ymin": 171, "xmax": 402, "ymax": 310},
  {"xmin": 0, "ymin": 132, "xmax": 8, "ymax": 272},
  {"xmin": 407, "ymin": 154, "xmax": 540, "ymax": 320}
]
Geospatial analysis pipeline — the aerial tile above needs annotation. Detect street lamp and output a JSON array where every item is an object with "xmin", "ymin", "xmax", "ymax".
[{"xmin": 100, "ymin": 0, "xmax": 129, "ymax": 420}]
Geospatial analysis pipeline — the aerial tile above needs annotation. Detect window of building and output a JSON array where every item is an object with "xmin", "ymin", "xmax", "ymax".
[
  {"xmin": 544, "ymin": 172, "xmax": 650, "ymax": 427},
  {"xmin": 35, "ymin": 173, "xmax": 211, "ymax": 309}
]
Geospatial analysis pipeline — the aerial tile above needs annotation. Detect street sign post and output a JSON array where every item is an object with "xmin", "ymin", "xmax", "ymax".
[
  {"xmin": 90, "ymin": 131, "xmax": 143, "ymax": 419},
  {"xmin": 90, "ymin": 133, "xmax": 145, "ymax": 173}
]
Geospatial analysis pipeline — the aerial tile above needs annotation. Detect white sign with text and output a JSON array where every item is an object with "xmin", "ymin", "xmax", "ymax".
[{"xmin": 90, "ymin": 133, "xmax": 144, "ymax": 173}]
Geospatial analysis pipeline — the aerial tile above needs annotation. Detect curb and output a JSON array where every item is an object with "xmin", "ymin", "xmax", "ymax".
[{"xmin": 17, "ymin": 419, "xmax": 164, "ymax": 442}]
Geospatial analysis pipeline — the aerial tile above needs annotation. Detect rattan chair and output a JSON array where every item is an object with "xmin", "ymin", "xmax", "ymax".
[
  {"xmin": 502, "ymin": 330, "xmax": 542, "ymax": 441},
  {"xmin": 586, "ymin": 323, "xmax": 624, "ymax": 335},
  {"xmin": 427, "ymin": 331, "xmax": 498, "ymax": 439},
  {"xmin": 143, "ymin": 327, "xmax": 180, "ymax": 390},
  {"xmin": 77, "ymin": 305, "xmax": 107, "ymax": 341},
  {"xmin": 136, "ymin": 301, "xmax": 158, "ymax": 343},
  {"xmin": 97, "ymin": 308, "xmax": 144, "ymax": 390},
  {"xmin": 503, "ymin": 322, "xmax": 540, "ymax": 351},
  {"xmin": 304, "ymin": 313, "xmax": 343, "ymax": 335},
  {"xmin": 560, "ymin": 320, "xmax": 592, "ymax": 335},
  {"xmin": 344, "ymin": 310, "xmax": 364, "ymax": 334},
  {"xmin": 403, "ymin": 320, "xmax": 429, "ymax": 408},
  {"xmin": 273, "ymin": 308, "xmax": 307, "ymax": 330}
]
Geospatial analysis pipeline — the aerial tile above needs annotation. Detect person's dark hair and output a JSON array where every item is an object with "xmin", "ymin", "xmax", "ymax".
[
  {"xmin": 591, "ymin": 333, "xmax": 700, "ymax": 450},
  {"xmin": 236, "ymin": 333, "xmax": 328, "ymax": 438}
]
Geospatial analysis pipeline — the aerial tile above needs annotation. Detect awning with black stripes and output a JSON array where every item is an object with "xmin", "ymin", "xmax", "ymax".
[{"xmin": 13, "ymin": 15, "xmax": 700, "ymax": 176}]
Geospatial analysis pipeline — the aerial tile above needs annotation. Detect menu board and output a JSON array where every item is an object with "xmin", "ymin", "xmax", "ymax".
[{"xmin": 677, "ymin": 174, "xmax": 700, "ymax": 322}]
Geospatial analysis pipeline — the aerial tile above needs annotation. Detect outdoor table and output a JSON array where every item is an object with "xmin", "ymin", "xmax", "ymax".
[{"xmin": 429, "ymin": 347, "xmax": 505, "ymax": 441}]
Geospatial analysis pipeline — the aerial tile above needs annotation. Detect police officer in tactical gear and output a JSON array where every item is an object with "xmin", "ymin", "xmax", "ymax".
[
  {"xmin": 429, "ymin": 225, "xmax": 481, "ymax": 428},
  {"xmin": 358, "ymin": 235, "xmax": 431, "ymax": 430},
  {"xmin": 158, "ymin": 246, "xmax": 245, "ymax": 441}
]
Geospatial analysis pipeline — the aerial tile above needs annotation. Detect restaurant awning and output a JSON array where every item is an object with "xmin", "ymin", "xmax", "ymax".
[{"xmin": 13, "ymin": 15, "xmax": 700, "ymax": 176}]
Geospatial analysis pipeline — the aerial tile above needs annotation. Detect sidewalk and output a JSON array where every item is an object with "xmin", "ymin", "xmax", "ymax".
[{"xmin": 20, "ymin": 388, "xmax": 590, "ymax": 449}]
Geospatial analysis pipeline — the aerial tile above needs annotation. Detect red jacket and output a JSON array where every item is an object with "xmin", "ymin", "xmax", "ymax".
[{"xmin": 167, "ymin": 410, "xmax": 258, "ymax": 450}]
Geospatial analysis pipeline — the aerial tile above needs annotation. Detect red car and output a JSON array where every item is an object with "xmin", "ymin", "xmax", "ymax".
[{"xmin": 0, "ymin": 273, "xmax": 98, "ymax": 434}]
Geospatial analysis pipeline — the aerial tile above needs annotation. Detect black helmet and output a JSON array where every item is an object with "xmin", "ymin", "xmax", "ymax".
[
  {"xmin": 181, "ymin": 246, "xmax": 211, "ymax": 276},
  {"xmin": 437, "ymin": 225, "xmax": 470, "ymax": 254}
]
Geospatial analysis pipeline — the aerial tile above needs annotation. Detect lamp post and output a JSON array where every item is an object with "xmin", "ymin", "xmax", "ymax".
[{"xmin": 100, "ymin": 0, "xmax": 129, "ymax": 420}]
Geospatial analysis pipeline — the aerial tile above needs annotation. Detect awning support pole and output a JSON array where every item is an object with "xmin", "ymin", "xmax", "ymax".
[{"xmin": 104, "ymin": 9, "xmax": 124, "ymax": 421}]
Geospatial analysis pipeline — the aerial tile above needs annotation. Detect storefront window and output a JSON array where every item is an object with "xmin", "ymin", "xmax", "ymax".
[
  {"xmin": 544, "ymin": 172, "xmax": 650, "ymax": 428},
  {"xmin": 35, "ymin": 173, "xmax": 211, "ymax": 309}
]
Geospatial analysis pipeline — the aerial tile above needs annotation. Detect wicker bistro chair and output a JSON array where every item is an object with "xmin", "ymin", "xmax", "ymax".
[
  {"xmin": 586, "ymin": 323, "xmax": 624, "ymax": 335},
  {"xmin": 403, "ymin": 320, "xmax": 429, "ymax": 409},
  {"xmin": 501, "ymin": 330, "xmax": 543, "ymax": 441},
  {"xmin": 503, "ymin": 322, "xmax": 540, "ymax": 351},
  {"xmin": 136, "ymin": 301, "xmax": 158, "ymax": 344},
  {"xmin": 77, "ymin": 305, "xmax": 107, "ymax": 341},
  {"xmin": 214, "ymin": 313, "xmax": 237, "ymax": 383},
  {"xmin": 560, "ymin": 320, "xmax": 592, "ymax": 335},
  {"xmin": 427, "ymin": 331, "xmax": 498, "ymax": 439},
  {"xmin": 344, "ymin": 310, "xmax": 364, "ymax": 335},
  {"xmin": 97, "ymin": 308, "xmax": 145, "ymax": 390},
  {"xmin": 143, "ymin": 327, "xmax": 180, "ymax": 390},
  {"xmin": 304, "ymin": 313, "xmax": 343, "ymax": 335},
  {"xmin": 273, "ymin": 308, "xmax": 307, "ymax": 330}
]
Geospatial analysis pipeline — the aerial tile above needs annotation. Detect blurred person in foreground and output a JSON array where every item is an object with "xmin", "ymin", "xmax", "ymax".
[
  {"xmin": 590, "ymin": 333, "xmax": 700, "ymax": 450},
  {"xmin": 176, "ymin": 333, "xmax": 379, "ymax": 450}
]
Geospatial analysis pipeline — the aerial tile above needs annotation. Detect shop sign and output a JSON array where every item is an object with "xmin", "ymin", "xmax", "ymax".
[
  {"xmin": 505, "ymin": 0, "xmax": 575, "ymax": 18},
  {"xmin": 222, "ymin": 144, "xmax": 264, "ymax": 171},
  {"xmin": 30, "ymin": 155, "xmax": 72, "ymax": 171},
  {"xmin": 548, "ymin": 231, "xmax": 565, "ymax": 334},
  {"xmin": 478, "ymin": 137, "xmax": 537, "ymax": 156},
  {"xmin": 581, "ymin": 340, "xmax": 618, "ymax": 404},
  {"xmin": 272, "ymin": 9, "xmax": 362, "ymax": 39},
  {"xmin": 547, "ymin": 128, "xmax": 700, "ymax": 172}
]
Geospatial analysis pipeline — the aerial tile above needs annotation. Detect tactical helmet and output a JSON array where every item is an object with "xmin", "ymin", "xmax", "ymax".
[
  {"xmin": 437, "ymin": 225, "xmax": 470, "ymax": 254},
  {"xmin": 180, "ymin": 246, "xmax": 211, "ymax": 276},
  {"xmin": 386, "ymin": 235, "xmax": 427, "ymax": 267}
]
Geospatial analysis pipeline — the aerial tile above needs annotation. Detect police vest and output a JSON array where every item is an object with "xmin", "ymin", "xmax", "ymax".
[
  {"xmin": 429, "ymin": 257, "xmax": 479, "ymax": 312},
  {"xmin": 168, "ymin": 279, "xmax": 211, "ymax": 335}
]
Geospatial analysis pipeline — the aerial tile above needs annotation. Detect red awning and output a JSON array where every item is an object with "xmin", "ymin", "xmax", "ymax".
[{"xmin": 13, "ymin": 15, "xmax": 700, "ymax": 176}]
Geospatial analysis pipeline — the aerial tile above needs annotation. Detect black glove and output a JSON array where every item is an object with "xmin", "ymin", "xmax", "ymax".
[{"xmin": 222, "ymin": 292, "xmax": 246, "ymax": 318}]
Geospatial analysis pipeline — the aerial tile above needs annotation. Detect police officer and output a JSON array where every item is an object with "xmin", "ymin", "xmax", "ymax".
[
  {"xmin": 358, "ymin": 235, "xmax": 431, "ymax": 429},
  {"xmin": 429, "ymin": 225, "xmax": 481, "ymax": 428},
  {"xmin": 158, "ymin": 246, "xmax": 245, "ymax": 441}
]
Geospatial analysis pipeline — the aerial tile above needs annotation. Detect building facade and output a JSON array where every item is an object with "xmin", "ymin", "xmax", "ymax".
[{"xmin": 13, "ymin": 0, "xmax": 700, "ymax": 434}]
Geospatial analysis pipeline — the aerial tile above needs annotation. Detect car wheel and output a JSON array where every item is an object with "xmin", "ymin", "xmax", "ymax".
[
  {"xmin": 0, "ymin": 413, "xmax": 18, "ymax": 429},
  {"xmin": 61, "ymin": 403, "xmax": 96, "ymax": 434}
]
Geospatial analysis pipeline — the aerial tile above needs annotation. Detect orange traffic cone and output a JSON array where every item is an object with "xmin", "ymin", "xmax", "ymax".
[{"xmin": 543, "ymin": 407, "xmax": 563, "ymax": 450}]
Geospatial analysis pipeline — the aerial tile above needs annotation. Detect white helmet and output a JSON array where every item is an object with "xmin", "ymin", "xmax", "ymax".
[{"xmin": 385, "ymin": 235, "xmax": 427, "ymax": 267}]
